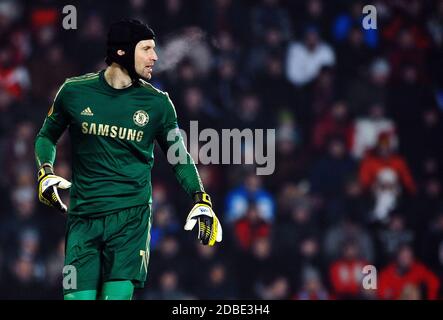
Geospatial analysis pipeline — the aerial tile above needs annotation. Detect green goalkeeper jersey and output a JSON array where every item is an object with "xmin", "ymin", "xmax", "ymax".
[{"xmin": 35, "ymin": 70, "xmax": 204, "ymax": 216}]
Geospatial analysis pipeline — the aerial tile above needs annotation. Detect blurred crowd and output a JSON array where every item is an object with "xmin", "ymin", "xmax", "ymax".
[{"xmin": 0, "ymin": 0, "xmax": 443, "ymax": 300}]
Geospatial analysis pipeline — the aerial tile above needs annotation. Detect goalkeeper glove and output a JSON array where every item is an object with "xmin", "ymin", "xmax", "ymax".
[
  {"xmin": 184, "ymin": 192, "xmax": 222, "ymax": 246},
  {"xmin": 37, "ymin": 164, "xmax": 71, "ymax": 213}
]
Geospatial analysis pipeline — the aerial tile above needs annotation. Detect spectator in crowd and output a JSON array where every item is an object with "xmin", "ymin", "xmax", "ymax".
[
  {"xmin": 151, "ymin": 182, "xmax": 169, "ymax": 212},
  {"xmin": 421, "ymin": 212, "xmax": 443, "ymax": 297},
  {"xmin": 269, "ymin": 111, "xmax": 308, "ymax": 190},
  {"xmin": 294, "ymin": 266, "xmax": 330, "ymax": 300},
  {"xmin": 293, "ymin": 235, "xmax": 324, "ymax": 292},
  {"xmin": 211, "ymin": 56, "xmax": 244, "ymax": 112},
  {"xmin": 402, "ymin": 108, "xmax": 443, "ymax": 175},
  {"xmin": 0, "ymin": 46, "xmax": 30, "ymax": 102},
  {"xmin": 234, "ymin": 203, "xmax": 271, "ymax": 251},
  {"xmin": 231, "ymin": 91, "xmax": 266, "ymax": 129},
  {"xmin": 201, "ymin": 262, "xmax": 237, "ymax": 299},
  {"xmin": 378, "ymin": 244, "xmax": 440, "ymax": 300},
  {"xmin": 152, "ymin": 0, "xmax": 193, "ymax": 38},
  {"xmin": 346, "ymin": 58, "xmax": 390, "ymax": 116},
  {"xmin": 179, "ymin": 85, "xmax": 221, "ymax": 131},
  {"xmin": 165, "ymin": 59, "xmax": 202, "ymax": 102},
  {"xmin": 256, "ymin": 275, "xmax": 291, "ymax": 300},
  {"xmin": 412, "ymin": 162, "xmax": 443, "ymax": 232},
  {"xmin": 273, "ymin": 200, "xmax": 319, "ymax": 255},
  {"xmin": 186, "ymin": 241, "xmax": 229, "ymax": 295},
  {"xmin": 310, "ymin": 136, "xmax": 357, "ymax": 224},
  {"xmin": 252, "ymin": 53, "xmax": 294, "ymax": 111},
  {"xmin": 29, "ymin": 44, "xmax": 76, "ymax": 105},
  {"xmin": 286, "ymin": 25, "xmax": 335, "ymax": 87},
  {"xmin": 3, "ymin": 120, "xmax": 36, "ymax": 185},
  {"xmin": 324, "ymin": 218, "xmax": 375, "ymax": 263},
  {"xmin": 1, "ymin": 177, "xmax": 41, "ymax": 258},
  {"xmin": 251, "ymin": 0, "xmax": 292, "ymax": 44},
  {"xmin": 427, "ymin": 0, "xmax": 443, "ymax": 86},
  {"xmin": 336, "ymin": 26, "xmax": 375, "ymax": 82},
  {"xmin": 359, "ymin": 132, "xmax": 416, "ymax": 223},
  {"xmin": 149, "ymin": 235, "xmax": 189, "ymax": 290},
  {"xmin": 332, "ymin": 1, "xmax": 378, "ymax": 48},
  {"xmin": 211, "ymin": 30, "xmax": 242, "ymax": 65},
  {"xmin": 385, "ymin": 16, "xmax": 429, "ymax": 83},
  {"xmin": 398, "ymin": 283, "xmax": 422, "ymax": 300},
  {"xmin": 44, "ymin": 237, "xmax": 65, "ymax": 299},
  {"xmin": 246, "ymin": 26, "xmax": 287, "ymax": 78},
  {"xmin": 149, "ymin": 205, "xmax": 180, "ymax": 250},
  {"xmin": 199, "ymin": 0, "xmax": 248, "ymax": 41},
  {"xmin": 336, "ymin": 178, "xmax": 371, "ymax": 225},
  {"xmin": 329, "ymin": 241, "xmax": 369, "ymax": 299},
  {"xmin": 311, "ymin": 136, "xmax": 356, "ymax": 191},
  {"xmin": 311, "ymin": 100, "xmax": 353, "ymax": 153},
  {"xmin": 237, "ymin": 236, "xmax": 281, "ymax": 299},
  {"xmin": 142, "ymin": 269, "xmax": 192, "ymax": 300},
  {"xmin": 309, "ymin": 67, "xmax": 337, "ymax": 122},
  {"xmin": 225, "ymin": 171, "xmax": 275, "ymax": 223},
  {"xmin": 76, "ymin": 13, "xmax": 107, "ymax": 72},
  {"xmin": 390, "ymin": 65, "xmax": 436, "ymax": 165},
  {"xmin": 196, "ymin": 164, "xmax": 225, "ymax": 211},
  {"xmin": 351, "ymin": 103, "xmax": 396, "ymax": 160},
  {"xmin": 6, "ymin": 254, "xmax": 44, "ymax": 299},
  {"xmin": 290, "ymin": 0, "xmax": 330, "ymax": 39},
  {"xmin": 375, "ymin": 214, "xmax": 414, "ymax": 266}
]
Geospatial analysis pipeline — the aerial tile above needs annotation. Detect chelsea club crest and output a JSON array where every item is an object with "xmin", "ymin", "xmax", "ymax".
[{"xmin": 133, "ymin": 110, "xmax": 149, "ymax": 127}]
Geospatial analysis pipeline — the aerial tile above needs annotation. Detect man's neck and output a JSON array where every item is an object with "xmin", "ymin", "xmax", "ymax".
[{"xmin": 104, "ymin": 64, "xmax": 133, "ymax": 89}]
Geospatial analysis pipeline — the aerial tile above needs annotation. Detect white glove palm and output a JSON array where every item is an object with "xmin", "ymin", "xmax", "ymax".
[
  {"xmin": 38, "ymin": 165, "xmax": 71, "ymax": 213},
  {"xmin": 184, "ymin": 195, "xmax": 222, "ymax": 246}
]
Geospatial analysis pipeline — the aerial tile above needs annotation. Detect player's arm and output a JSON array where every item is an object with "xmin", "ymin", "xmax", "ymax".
[
  {"xmin": 34, "ymin": 83, "xmax": 72, "ymax": 212},
  {"xmin": 156, "ymin": 93, "xmax": 222, "ymax": 246}
]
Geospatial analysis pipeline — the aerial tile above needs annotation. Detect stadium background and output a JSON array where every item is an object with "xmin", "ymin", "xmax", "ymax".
[{"xmin": 0, "ymin": 0, "xmax": 443, "ymax": 299}]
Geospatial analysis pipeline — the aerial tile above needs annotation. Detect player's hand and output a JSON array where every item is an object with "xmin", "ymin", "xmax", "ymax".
[
  {"xmin": 37, "ymin": 164, "xmax": 71, "ymax": 213},
  {"xmin": 184, "ymin": 192, "xmax": 222, "ymax": 246}
]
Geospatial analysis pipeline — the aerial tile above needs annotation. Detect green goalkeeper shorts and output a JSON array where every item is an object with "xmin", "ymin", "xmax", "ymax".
[{"xmin": 63, "ymin": 204, "xmax": 152, "ymax": 294}]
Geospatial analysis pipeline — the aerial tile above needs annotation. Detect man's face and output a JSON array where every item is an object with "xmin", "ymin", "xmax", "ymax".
[
  {"xmin": 398, "ymin": 247, "xmax": 413, "ymax": 269},
  {"xmin": 134, "ymin": 39, "xmax": 158, "ymax": 80}
]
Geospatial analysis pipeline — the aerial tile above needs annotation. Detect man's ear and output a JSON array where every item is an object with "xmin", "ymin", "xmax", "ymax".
[{"xmin": 117, "ymin": 49, "xmax": 125, "ymax": 56}]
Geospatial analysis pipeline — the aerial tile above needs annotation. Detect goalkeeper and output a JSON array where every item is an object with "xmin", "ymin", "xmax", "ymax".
[{"xmin": 34, "ymin": 19, "xmax": 222, "ymax": 300}]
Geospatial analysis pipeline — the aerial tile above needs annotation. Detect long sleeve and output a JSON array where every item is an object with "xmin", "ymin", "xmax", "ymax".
[
  {"xmin": 377, "ymin": 265, "xmax": 394, "ymax": 299},
  {"xmin": 34, "ymin": 83, "xmax": 70, "ymax": 168},
  {"xmin": 395, "ymin": 157, "xmax": 417, "ymax": 195},
  {"xmin": 359, "ymin": 156, "xmax": 375, "ymax": 191},
  {"xmin": 156, "ymin": 93, "xmax": 204, "ymax": 196},
  {"xmin": 418, "ymin": 264, "xmax": 440, "ymax": 300}
]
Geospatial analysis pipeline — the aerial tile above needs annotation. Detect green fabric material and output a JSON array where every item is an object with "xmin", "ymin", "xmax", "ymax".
[
  {"xmin": 100, "ymin": 280, "xmax": 134, "ymax": 300},
  {"xmin": 34, "ymin": 136, "xmax": 57, "ymax": 168},
  {"xmin": 63, "ymin": 205, "xmax": 152, "ymax": 296},
  {"xmin": 34, "ymin": 70, "xmax": 203, "ymax": 217},
  {"xmin": 64, "ymin": 290, "xmax": 97, "ymax": 300}
]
